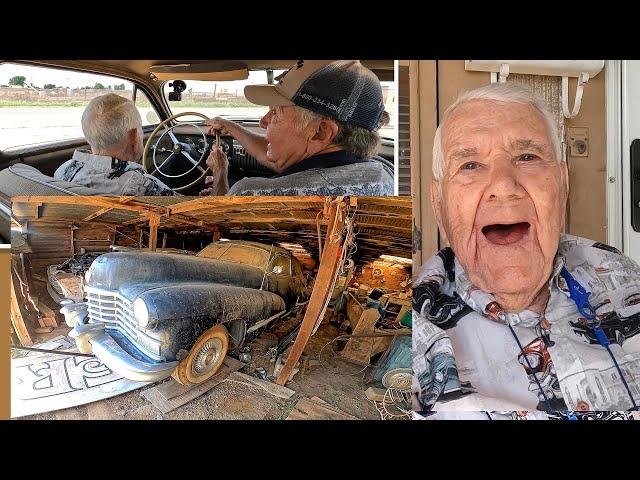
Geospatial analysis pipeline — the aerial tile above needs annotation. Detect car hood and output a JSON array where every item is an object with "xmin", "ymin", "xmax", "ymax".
[{"xmin": 85, "ymin": 252, "xmax": 266, "ymax": 292}]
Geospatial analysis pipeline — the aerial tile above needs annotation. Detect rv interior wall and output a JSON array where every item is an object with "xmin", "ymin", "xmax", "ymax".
[{"xmin": 410, "ymin": 60, "xmax": 608, "ymax": 264}]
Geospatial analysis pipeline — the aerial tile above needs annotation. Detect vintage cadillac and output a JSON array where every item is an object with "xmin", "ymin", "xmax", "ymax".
[
  {"xmin": 48, "ymin": 248, "xmax": 194, "ymax": 304},
  {"xmin": 65, "ymin": 240, "xmax": 308, "ymax": 385}
]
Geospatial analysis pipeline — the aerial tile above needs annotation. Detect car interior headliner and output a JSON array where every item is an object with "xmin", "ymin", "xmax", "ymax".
[{"xmin": 5, "ymin": 60, "xmax": 395, "ymax": 87}]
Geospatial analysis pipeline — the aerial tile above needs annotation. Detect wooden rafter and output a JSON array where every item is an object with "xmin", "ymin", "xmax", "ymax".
[
  {"xmin": 122, "ymin": 214, "xmax": 151, "ymax": 226},
  {"xmin": 82, "ymin": 206, "xmax": 115, "ymax": 222},
  {"xmin": 148, "ymin": 214, "xmax": 160, "ymax": 251},
  {"xmin": 169, "ymin": 195, "xmax": 326, "ymax": 214},
  {"xmin": 276, "ymin": 199, "xmax": 346, "ymax": 385},
  {"xmin": 12, "ymin": 196, "xmax": 170, "ymax": 216}
]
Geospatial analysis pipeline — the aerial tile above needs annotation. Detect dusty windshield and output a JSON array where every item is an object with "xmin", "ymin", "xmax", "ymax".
[
  {"xmin": 164, "ymin": 70, "xmax": 396, "ymax": 140},
  {"xmin": 197, "ymin": 242, "xmax": 270, "ymax": 268}
]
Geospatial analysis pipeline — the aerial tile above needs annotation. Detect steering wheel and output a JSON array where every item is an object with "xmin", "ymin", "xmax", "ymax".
[{"xmin": 142, "ymin": 111, "xmax": 220, "ymax": 193}]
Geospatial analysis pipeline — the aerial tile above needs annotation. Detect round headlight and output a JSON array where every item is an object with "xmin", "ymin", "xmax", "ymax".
[{"xmin": 133, "ymin": 298, "xmax": 150, "ymax": 328}]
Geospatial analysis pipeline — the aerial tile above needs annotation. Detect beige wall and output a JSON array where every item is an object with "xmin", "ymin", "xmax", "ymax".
[{"xmin": 410, "ymin": 60, "xmax": 608, "ymax": 265}]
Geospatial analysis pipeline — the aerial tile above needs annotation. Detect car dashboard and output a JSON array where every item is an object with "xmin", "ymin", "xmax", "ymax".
[{"xmin": 166, "ymin": 120, "xmax": 395, "ymax": 195}]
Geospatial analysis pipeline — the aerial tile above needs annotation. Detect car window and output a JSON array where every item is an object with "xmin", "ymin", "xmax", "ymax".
[
  {"xmin": 379, "ymin": 80, "xmax": 396, "ymax": 140},
  {"xmin": 196, "ymin": 243, "xmax": 229, "ymax": 259},
  {"xmin": 219, "ymin": 245, "xmax": 270, "ymax": 267},
  {"xmin": 163, "ymin": 70, "xmax": 286, "ymax": 123},
  {"xmin": 197, "ymin": 243, "xmax": 270, "ymax": 268},
  {"xmin": 135, "ymin": 89, "xmax": 160, "ymax": 126},
  {"xmin": 0, "ymin": 62, "xmax": 159, "ymax": 150},
  {"xmin": 163, "ymin": 70, "xmax": 396, "ymax": 140}
]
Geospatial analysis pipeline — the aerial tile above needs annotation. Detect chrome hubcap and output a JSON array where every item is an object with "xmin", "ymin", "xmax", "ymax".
[{"xmin": 192, "ymin": 338, "xmax": 223, "ymax": 376}]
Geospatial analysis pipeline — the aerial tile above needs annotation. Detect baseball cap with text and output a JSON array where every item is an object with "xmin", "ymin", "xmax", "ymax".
[{"xmin": 244, "ymin": 60, "xmax": 386, "ymax": 132}]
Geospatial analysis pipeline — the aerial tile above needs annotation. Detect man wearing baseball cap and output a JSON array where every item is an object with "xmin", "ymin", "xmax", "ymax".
[{"xmin": 199, "ymin": 60, "xmax": 394, "ymax": 196}]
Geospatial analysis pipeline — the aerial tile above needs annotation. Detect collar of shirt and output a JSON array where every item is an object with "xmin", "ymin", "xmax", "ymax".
[
  {"xmin": 271, "ymin": 150, "xmax": 367, "ymax": 178},
  {"xmin": 72, "ymin": 149, "xmax": 143, "ymax": 173},
  {"xmin": 416, "ymin": 242, "xmax": 568, "ymax": 327}
]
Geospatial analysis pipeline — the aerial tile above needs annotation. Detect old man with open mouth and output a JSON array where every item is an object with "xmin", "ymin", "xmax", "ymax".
[{"xmin": 412, "ymin": 83, "xmax": 640, "ymax": 420}]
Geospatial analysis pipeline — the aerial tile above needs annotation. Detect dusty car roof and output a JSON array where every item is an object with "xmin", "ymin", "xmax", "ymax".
[{"xmin": 204, "ymin": 239, "xmax": 293, "ymax": 258}]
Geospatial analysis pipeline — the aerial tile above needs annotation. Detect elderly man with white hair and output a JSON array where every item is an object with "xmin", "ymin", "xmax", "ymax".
[
  {"xmin": 412, "ymin": 82, "xmax": 640, "ymax": 420},
  {"xmin": 199, "ymin": 60, "xmax": 394, "ymax": 196},
  {"xmin": 54, "ymin": 93, "xmax": 175, "ymax": 196}
]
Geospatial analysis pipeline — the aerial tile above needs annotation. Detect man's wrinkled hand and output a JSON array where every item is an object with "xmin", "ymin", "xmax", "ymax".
[
  {"xmin": 206, "ymin": 146, "xmax": 228, "ymax": 173},
  {"xmin": 204, "ymin": 117, "xmax": 233, "ymax": 137},
  {"xmin": 198, "ymin": 147, "xmax": 230, "ymax": 196}
]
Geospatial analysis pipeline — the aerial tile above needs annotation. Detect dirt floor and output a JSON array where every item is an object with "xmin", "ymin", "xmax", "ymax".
[{"xmin": 17, "ymin": 320, "xmax": 388, "ymax": 421}]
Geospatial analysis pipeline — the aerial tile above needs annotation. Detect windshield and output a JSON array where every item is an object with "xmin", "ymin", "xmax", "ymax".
[
  {"xmin": 197, "ymin": 242, "xmax": 270, "ymax": 268},
  {"xmin": 0, "ymin": 62, "xmax": 157, "ymax": 150},
  {"xmin": 164, "ymin": 69, "xmax": 396, "ymax": 140}
]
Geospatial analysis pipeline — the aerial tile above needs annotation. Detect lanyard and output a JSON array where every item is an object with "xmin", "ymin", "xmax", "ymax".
[{"xmin": 560, "ymin": 266, "xmax": 638, "ymax": 410}]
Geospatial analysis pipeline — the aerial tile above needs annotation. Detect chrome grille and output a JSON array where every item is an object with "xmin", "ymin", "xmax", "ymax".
[{"xmin": 85, "ymin": 286, "xmax": 163, "ymax": 360}]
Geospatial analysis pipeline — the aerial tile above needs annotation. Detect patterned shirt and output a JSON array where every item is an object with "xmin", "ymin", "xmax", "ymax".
[
  {"xmin": 412, "ymin": 234, "xmax": 640, "ymax": 419},
  {"xmin": 54, "ymin": 149, "xmax": 175, "ymax": 196},
  {"xmin": 227, "ymin": 159, "xmax": 394, "ymax": 196}
]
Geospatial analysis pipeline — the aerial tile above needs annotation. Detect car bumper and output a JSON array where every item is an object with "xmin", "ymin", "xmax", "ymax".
[{"xmin": 69, "ymin": 323, "xmax": 178, "ymax": 383}]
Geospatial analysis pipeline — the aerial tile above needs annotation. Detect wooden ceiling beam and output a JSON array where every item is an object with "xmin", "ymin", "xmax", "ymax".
[
  {"xmin": 82, "ymin": 206, "xmax": 115, "ymax": 222},
  {"xmin": 11, "ymin": 196, "xmax": 170, "ymax": 216},
  {"xmin": 169, "ymin": 195, "xmax": 326, "ymax": 214}
]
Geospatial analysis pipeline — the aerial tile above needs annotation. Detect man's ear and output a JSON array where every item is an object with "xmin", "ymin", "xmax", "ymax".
[
  {"xmin": 311, "ymin": 119, "xmax": 339, "ymax": 147},
  {"xmin": 431, "ymin": 179, "xmax": 444, "ymax": 231},
  {"xmin": 561, "ymin": 160, "xmax": 569, "ymax": 197},
  {"xmin": 431, "ymin": 179, "xmax": 449, "ymax": 245},
  {"xmin": 127, "ymin": 127, "xmax": 140, "ymax": 149}
]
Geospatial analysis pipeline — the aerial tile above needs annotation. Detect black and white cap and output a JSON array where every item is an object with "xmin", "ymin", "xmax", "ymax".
[{"xmin": 244, "ymin": 60, "xmax": 386, "ymax": 132}]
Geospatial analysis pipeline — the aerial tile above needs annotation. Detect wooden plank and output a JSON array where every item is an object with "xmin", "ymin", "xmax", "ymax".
[
  {"xmin": 170, "ymin": 213, "xmax": 206, "ymax": 228},
  {"xmin": 148, "ymin": 214, "xmax": 160, "ymax": 251},
  {"xmin": 371, "ymin": 328, "xmax": 395, "ymax": 357},
  {"xmin": 82, "ymin": 206, "xmax": 114, "ymax": 222},
  {"xmin": 37, "ymin": 302, "xmax": 58, "ymax": 328},
  {"xmin": 11, "ymin": 196, "xmax": 170, "ymax": 215},
  {"xmin": 409, "ymin": 60, "xmax": 439, "ymax": 265},
  {"xmin": 228, "ymin": 371, "xmax": 296, "ymax": 399},
  {"xmin": 340, "ymin": 308, "xmax": 380, "ymax": 364},
  {"xmin": 285, "ymin": 397, "xmax": 357, "ymax": 420},
  {"xmin": 365, "ymin": 387, "xmax": 387, "ymax": 402},
  {"xmin": 122, "ymin": 214, "xmax": 150, "ymax": 226},
  {"xmin": 10, "ymin": 267, "xmax": 32, "ymax": 346},
  {"xmin": 141, "ymin": 357, "xmax": 244, "ymax": 414},
  {"xmin": 276, "ymin": 200, "xmax": 345, "ymax": 385},
  {"xmin": 70, "ymin": 224, "xmax": 75, "ymax": 257},
  {"xmin": 154, "ymin": 356, "xmax": 244, "ymax": 401},
  {"xmin": 170, "ymin": 196, "xmax": 327, "ymax": 214},
  {"xmin": 346, "ymin": 295, "xmax": 365, "ymax": 329}
]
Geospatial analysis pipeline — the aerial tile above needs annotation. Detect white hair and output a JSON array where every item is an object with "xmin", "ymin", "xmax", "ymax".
[
  {"xmin": 289, "ymin": 105, "xmax": 389, "ymax": 159},
  {"xmin": 432, "ymin": 83, "xmax": 563, "ymax": 181},
  {"xmin": 81, "ymin": 93, "xmax": 141, "ymax": 151}
]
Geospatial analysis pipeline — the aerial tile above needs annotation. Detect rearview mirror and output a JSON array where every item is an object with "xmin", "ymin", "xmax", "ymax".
[{"xmin": 168, "ymin": 80, "xmax": 187, "ymax": 101}]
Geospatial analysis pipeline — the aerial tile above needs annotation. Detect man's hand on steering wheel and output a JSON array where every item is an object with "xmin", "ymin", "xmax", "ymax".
[
  {"xmin": 199, "ymin": 146, "xmax": 229, "ymax": 196},
  {"xmin": 204, "ymin": 117, "xmax": 235, "ymax": 137}
]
